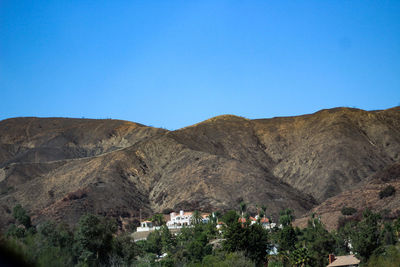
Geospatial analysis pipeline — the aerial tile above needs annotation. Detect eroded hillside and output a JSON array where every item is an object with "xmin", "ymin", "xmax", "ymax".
[{"xmin": 0, "ymin": 107, "xmax": 399, "ymax": 230}]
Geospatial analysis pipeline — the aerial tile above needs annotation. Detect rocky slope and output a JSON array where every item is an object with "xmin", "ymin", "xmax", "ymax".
[{"xmin": 0, "ymin": 107, "xmax": 399, "ymax": 230}]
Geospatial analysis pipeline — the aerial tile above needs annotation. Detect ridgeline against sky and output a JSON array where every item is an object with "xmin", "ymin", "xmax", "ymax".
[{"xmin": 1, "ymin": 1, "xmax": 399, "ymax": 129}]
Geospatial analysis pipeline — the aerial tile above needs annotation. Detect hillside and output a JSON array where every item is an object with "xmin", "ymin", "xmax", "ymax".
[
  {"xmin": 294, "ymin": 161, "xmax": 400, "ymax": 231},
  {"xmin": 0, "ymin": 107, "xmax": 399, "ymax": 230}
]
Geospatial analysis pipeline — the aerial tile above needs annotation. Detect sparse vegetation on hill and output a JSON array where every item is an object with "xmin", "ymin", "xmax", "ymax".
[
  {"xmin": 341, "ymin": 206, "xmax": 357, "ymax": 216},
  {"xmin": 379, "ymin": 185, "xmax": 396, "ymax": 199}
]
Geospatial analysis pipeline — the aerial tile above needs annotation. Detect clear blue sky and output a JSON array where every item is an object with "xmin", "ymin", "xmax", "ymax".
[{"xmin": 1, "ymin": 1, "xmax": 399, "ymax": 129}]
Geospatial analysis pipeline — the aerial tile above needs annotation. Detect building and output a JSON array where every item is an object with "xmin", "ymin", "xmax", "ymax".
[
  {"xmin": 201, "ymin": 213, "xmax": 211, "ymax": 223},
  {"xmin": 136, "ymin": 221, "xmax": 158, "ymax": 232},
  {"xmin": 167, "ymin": 210, "xmax": 193, "ymax": 227},
  {"xmin": 238, "ymin": 215, "xmax": 276, "ymax": 229},
  {"xmin": 165, "ymin": 210, "xmax": 213, "ymax": 227},
  {"xmin": 327, "ymin": 254, "xmax": 360, "ymax": 267}
]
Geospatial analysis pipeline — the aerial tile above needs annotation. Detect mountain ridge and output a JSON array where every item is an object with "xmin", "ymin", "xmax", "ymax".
[{"xmin": 1, "ymin": 107, "xmax": 399, "ymax": 230}]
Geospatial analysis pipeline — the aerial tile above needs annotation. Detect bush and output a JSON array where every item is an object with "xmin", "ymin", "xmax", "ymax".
[
  {"xmin": 162, "ymin": 208, "xmax": 174, "ymax": 214},
  {"xmin": 379, "ymin": 185, "xmax": 396, "ymax": 199},
  {"xmin": 341, "ymin": 206, "xmax": 357, "ymax": 216}
]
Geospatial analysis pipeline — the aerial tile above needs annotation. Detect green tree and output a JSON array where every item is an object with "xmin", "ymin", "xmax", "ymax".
[
  {"xmin": 145, "ymin": 230, "xmax": 162, "ymax": 255},
  {"xmin": 260, "ymin": 205, "xmax": 267, "ymax": 222},
  {"xmin": 191, "ymin": 210, "xmax": 202, "ymax": 225},
  {"xmin": 12, "ymin": 204, "xmax": 32, "ymax": 229},
  {"xmin": 112, "ymin": 233, "xmax": 142, "ymax": 265},
  {"xmin": 6, "ymin": 224, "xmax": 26, "ymax": 239},
  {"xmin": 73, "ymin": 214, "xmax": 117, "ymax": 266},
  {"xmin": 223, "ymin": 220, "xmax": 270, "ymax": 266},
  {"xmin": 222, "ymin": 210, "xmax": 239, "ymax": 226},
  {"xmin": 394, "ymin": 217, "xmax": 400, "ymax": 240},
  {"xmin": 239, "ymin": 202, "xmax": 247, "ymax": 220},
  {"xmin": 279, "ymin": 209, "xmax": 294, "ymax": 227},
  {"xmin": 289, "ymin": 247, "xmax": 313, "ymax": 267},
  {"xmin": 278, "ymin": 225, "xmax": 297, "ymax": 253},
  {"xmin": 245, "ymin": 224, "xmax": 270, "ymax": 265},
  {"xmin": 381, "ymin": 222, "xmax": 396, "ymax": 246},
  {"xmin": 300, "ymin": 215, "xmax": 335, "ymax": 266},
  {"xmin": 213, "ymin": 211, "xmax": 222, "ymax": 222},
  {"xmin": 160, "ymin": 225, "xmax": 175, "ymax": 253},
  {"xmin": 350, "ymin": 209, "xmax": 382, "ymax": 263},
  {"xmin": 37, "ymin": 221, "xmax": 73, "ymax": 249},
  {"xmin": 151, "ymin": 213, "xmax": 165, "ymax": 226}
]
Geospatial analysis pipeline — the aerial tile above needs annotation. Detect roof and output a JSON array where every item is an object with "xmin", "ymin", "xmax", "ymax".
[
  {"xmin": 327, "ymin": 255, "xmax": 360, "ymax": 267},
  {"xmin": 238, "ymin": 217, "xmax": 270, "ymax": 223}
]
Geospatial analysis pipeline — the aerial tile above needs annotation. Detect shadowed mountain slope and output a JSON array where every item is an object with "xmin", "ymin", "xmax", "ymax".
[{"xmin": 0, "ymin": 107, "xmax": 399, "ymax": 230}]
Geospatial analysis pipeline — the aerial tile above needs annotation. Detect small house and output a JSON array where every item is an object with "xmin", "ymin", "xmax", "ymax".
[{"xmin": 327, "ymin": 254, "xmax": 360, "ymax": 267}]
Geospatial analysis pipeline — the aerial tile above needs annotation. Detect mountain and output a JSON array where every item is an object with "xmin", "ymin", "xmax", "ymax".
[{"xmin": 0, "ymin": 107, "xmax": 399, "ymax": 230}]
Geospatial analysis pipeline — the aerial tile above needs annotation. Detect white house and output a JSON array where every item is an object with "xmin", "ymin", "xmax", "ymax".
[
  {"xmin": 136, "ymin": 221, "xmax": 156, "ymax": 232},
  {"xmin": 165, "ymin": 210, "xmax": 212, "ymax": 227},
  {"xmin": 167, "ymin": 210, "xmax": 193, "ymax": 227}
]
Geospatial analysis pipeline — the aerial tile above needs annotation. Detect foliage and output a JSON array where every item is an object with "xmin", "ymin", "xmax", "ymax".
[
  {"xmin": 277, "ymin": 225, "xmax": 297, "ymax": 253},
  {"xmin": 279, "ymin": 208, "xmax": 294, "ymax": 227},
  {"xmin": 366, "ymin": 244, "xmax": 400, "ymax": 267},
  {"xmin": 151, "ymin": 213, "xmax": 166, "ymax": 226},
  {"xmin": 3, "ymin": 204, "xmax": 400, "ymax": 267},
  {"xmin": 379, "ymin": 185, "xmax": 396, "ymax": 199},
  {"xmin": 222, "ymin": 210, "xmax": 239, "ymax": 226},
  {"xmin": 73, "ymin": 213, "xmax": 117, "ymax": 265},
  {"xmin": 341, "ymin": 206, "xmax": 357, "ymax": 216},
  {"xmin": 12, "ymin": 204, "xmax": 32, "ymax": 229},
  {"xmin": 300, "ymin": 215, "xmax": 335, "ymax": 266},
  {"xmin": 288, "ymin": 247, "xmax": 313, "ymax": 267},
  {"xmin": 144, "ymin": 229, "xmax": 162, "ymax": 255},
  {"xmin": 6, "ymin": 224, "xmax": 26, "ymax": 239},
  {"xmin": 348, "ymin": 209, "xmax": 382, "ymax": 262},
  {"xmin": 381, "ymin": 222, "xmax": 396, "ymax": 246},
  {"xmin": 201, "ymin": 251, "xmax": 254, "ymax": 267},
  {"xmin": 223, "ymin": 220, "xmax": 269, "ymax": 265},
  {"xmin": 112, "ymin": 232, "xmax": 142, "ymax": 264},
  {"xmin": 191, "ymin": 210, "xmax": 203, "ymax": 225},
  {"xmin": 239, "ymin": 201, "xmax": 247, "ymax": 211}
]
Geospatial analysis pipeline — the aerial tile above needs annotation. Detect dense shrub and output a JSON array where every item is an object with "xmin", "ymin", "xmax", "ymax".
[
  {"xmin": 379, "ymin": 185, "xmax": 396, "ymax": 199},
  {"xmin": 341, "ymin": 206, "xmax": 357, "ymax": 216}
]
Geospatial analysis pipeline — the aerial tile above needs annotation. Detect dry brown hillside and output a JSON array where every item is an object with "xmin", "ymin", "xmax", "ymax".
[{"xmin": 0, "ymin": 107, "xmax": 399, "ymax": 230}]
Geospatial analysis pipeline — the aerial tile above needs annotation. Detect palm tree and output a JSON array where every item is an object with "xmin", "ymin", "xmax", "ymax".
[
  {"xmin": 239, "ymin": 201, "xmax": 247, "ymax": 221},
  {"xmin": 261, "ymin": 205, "xmax": 267, "ymax": 222},
  {"xmin": 191, "ymin": 210, "xmax": 202, "ymax": 225},
  {"xmin": 214, "ymin": 211, "xmax": 221, "ymax": 223}
]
